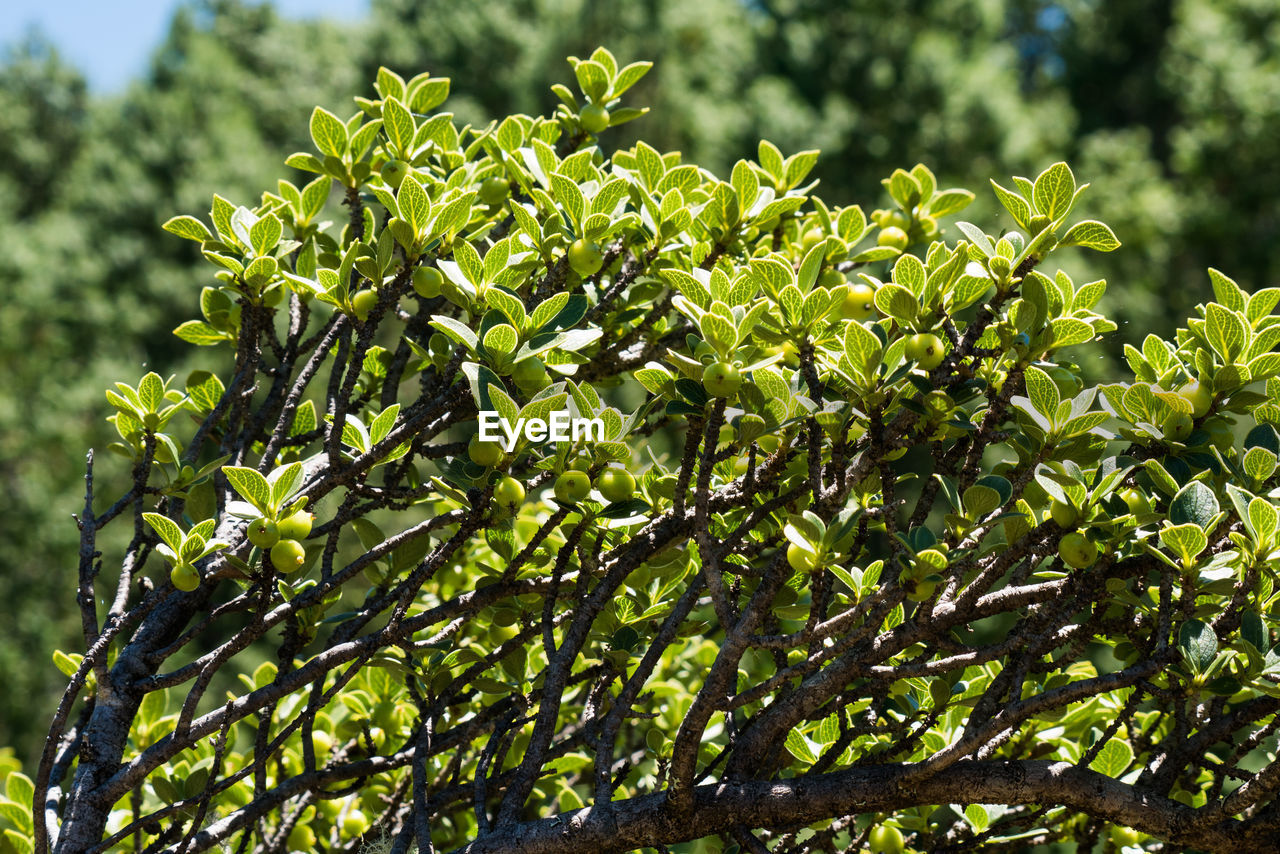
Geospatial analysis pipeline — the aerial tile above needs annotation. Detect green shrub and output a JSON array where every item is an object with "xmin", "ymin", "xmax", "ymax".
[{"xmin": 29, "ymin": 47, "xmax": 1279, "ymax": 853}]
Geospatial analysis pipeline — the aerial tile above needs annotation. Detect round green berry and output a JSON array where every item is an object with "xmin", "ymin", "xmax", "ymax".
[
  {"xmin": 493, "ymin": 475, "xmax": 525, "ymax": 514},
  {"xmin": 276, "ymin": 510, "xmax": 314, "ymax": 540},
  {"xmin": 512, "ymin": 357, "xmax": 550, "ymax": 393},
  {"xmin": 247, "ymin": 517, "xmax": 279, "ymax": 549},
  {"xmin": 468, "ymin": 436, "xmax": 504, "ymax": 468},
  {"xmin": 843, "ymin": 284, "xmax": 877, "ymax": 321},
  {"xmin": 351, "ymin": 289, "xmax": 378, "ymax": 322},
  {"xmin": 877, "ymin": 226, "xmax": 909, "ymax": 250},
  {"xmin": 413, "ymin": 266, "xmax": 444, "ymax": 298},
  {"xmin": 869, "ymin": 824, "xmax": 904, "ymax": 854},
  {"xmin": 171, "ymin": 563, "xmax": 200, "ymax": 592},
  {"xmin": 270, "ymin": 539, "xmax": 307, "ymax": 574},
  {"xmin": 906, "ymin": 332, "xmax": 946, "ymax": 370},
  {"xmin": 596, "ymin": 466, "xmax": 636, "ymax": 503},
  {"xmin": 479, "ymin": 176, "xmax": 509, "ymax": 206},
  {"xmin": 380, "ymin": 159, "xmax": 409, "ymax": 188},
  {"xmin": 1058, "ymin": 532, "xmax": 1097, "ymax": 569},
  {"xmin": 554, "ymin": 471, "xmax": 591, "ymax": 504},
  {"xmin": 579, "ymin": 103, "xmax": 610, "ymax": 133},
  {"xmin": 568, "ymin": 238, "xmax": 605, "ymax": 277},
  {"xmin": 702, "ymin": 361, "xmax": 742, "ymax": 398},
  {"xmin": 1177, "ymin": 381, "xmax": 1213, "ymax": 419},
  {"xmin": 1049, "ymin": 499, "xmax": 1079, "ymax": 528}
]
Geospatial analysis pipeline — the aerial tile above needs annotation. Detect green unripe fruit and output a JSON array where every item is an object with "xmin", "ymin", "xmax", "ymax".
[
  {"xmin": 786, "ymin": 543, "xmax": 821, "ymax": 574},
  {"xmin": 1119, "ymin": 488, "xmax": 1146, "ymax": 516},
  {"xmin": 1204, "ymin": 417, "xmax": 1234, "ymax": 452},
  {"xmin": 512, "ymin": 357, "xmax": 551, "ymax": 393},
  {"xmin": 1058, "ymin": 532, "xmax": 1097, "ymax": 569},
  {"xmin": 247, "ymin": 517, "xmax": 280, "ymax": 549},
  {"xmin": 906, "ymin": 332, "xmax": 946, "ymax": 370},
  {"xmin": 842, "ymin": 284, "xmax": 877, "ymax": 321},
  {"xmin": 143, "ymin": 412, "xmax": 161, "ymax": 431},
  {"xmin": 869, "ymin": 824, "xmax": 905, "ymax": 854},
  {"xmin": 554, "ymin": 471, "xmax": 592, "ymax": 504},
  {"xmin": 276, "ymin": 510, "xmax": 313, "ymax": 540},
  {"xmin": 579, "ymin": 103, "xmax": 610, "ymax": 133},
  {"xmin": 342, "ymin": 809, "xmax": 370, "ymax": 837},
  {"xmin": 479, "ymin": 176, "xmax": 509, "ymax": 206},
  {"xmin": 492, "ymin": 475, "xmax": 525, "ymax": 513},
  {"xmin": 351, "ymin": 289, "xmax": 378, "ymax": 321},
  {"xmin": 567, "ymin": 238, "xmax": 605, "ymax": 277},
  {"xmin": 819, "ymin": 268, "xmax": 845, "ymax": 287},
  {"xmin": 906, "ymin": 576, "xmax": 939, "ymax": 602},
  {"xmin": 1177, "ymin": 381, "xmax": 1213, "ymax": 418},
  {"xmin": 170, "ymin": 563, "xmax": 200, "ymax": 592},
  {"xmin": 652, "ymin": 474, "xmax": 679, "ymax": 499},
  {"xmin": 801, "ymin": 227, "xmax": 824, "ymax": 250},
  {"xmin": 929, "ymin": 678, "xmax": 951, "ymax": 708},
  {"xmin": 1049, "ymin": 499, "xmax": 1079, "ymax": 528},
  {"xmin": 468, "ymin": 436, "xmax": 504, "ymax": 467},
  {"xmin": 596, "ymin": 466, "xmax": 636, "ymax": 503},
  {"xmin": 270, "ymin": 539, "xmax": 307, "ymax": 574},
  {"xmin": 1110, "ymin": 825, "xmax": 1141, "ymax": 847},
  {"xmin": 1162, "ymin": 411, "xmax": 1193, "ymax": 442},
  {"xmin": 877, "ymin": 226, "xmax": 909, "ymax": 250},
  {"xmin": 702, "ymin": 361, "xmax": 742, "ymax": 398},
  {"xmin": 413, "ymin": 266, "xmax": 444, "ymax": 298},
  {"xmin": 429, "ymin": 332, "xmax": 452, "ymax": 358},
  {"xmin": 380, "ymin": 159, "xmax": 409, "ymax": 188},
  {"xmin": 287, "ymin": 823, "xmax": 316, "ymax": 851}
]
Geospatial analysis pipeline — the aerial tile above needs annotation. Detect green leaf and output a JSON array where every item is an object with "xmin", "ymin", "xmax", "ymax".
[
  {"xmin": 1242, "ymin": 609, "xmax": 1268, "ymax": 655},
  {"xmin": 1169, "ymin": 480, "xmax": 1219, "ymax": 529},
  {"xmin": 137, "ymin": 372, "xmax": 165, "ymax": 413},
  {"xmin": 185, "ymin": 370, "xmax": 225, "ymax": 413},
  {"xmin": 1244, "ymin": 447, "xmax": 1278, "ymax": 482},
  {"xmin": 267, "ymin": 462, "xmax": 304, "ymax": 511},
  {"xmin": 398, "ymin": 174, "xmax": 430, "ymax": 236},
  {"xmin": 1249, "ymin": 498, "xmax": 1278, "ymax": 544},
  {"xmin": 309, "ymin": 107, "xmax": 348, "ymax": 158},
  {"xmin": 963, "ymin": 804, "xmax": 990, "ymax": 833},
  {"xmin": 1179, "ymin": 619, "xmax": 1218, "ymax": 674},
  {"xmin": 143, "ymin": 513, "xmax": 184, "ymax": 552},
  {"xmin": 1206, "ymin": 303, "xmax": 1247, "ymax": 362},
  {"xmin": 369, "ymin": 403, "xmax": 401, "ymax": 445},
  {"xmin": 1032, "ymin": 162, "xmax": 1076, "ymax": 220},
  {"xmin": 382, "ymin": 96, "xmax": 416, "ymax": 153},
  {"xmin": 784, "ymin": 729, "xmax": 818, "ymax": 764},
  {"xmin": 873, "ymin": 283, "xmax": 917, "ymax": 323},
  {"xmin": 163, "ymin": 215, "xmax": 212, "ymax": 243},
  {"xmin": 1059, "ymin": 220, "xmax": 1120, "ymax": 252},
  {"xmin": 249, "ymin": 213, "xmax": 282, "ymax": 257},
  {"xmin": 482, "ymin": 324, "xmax": 519, "ymax": 359},
  {"xmin": 1024, "ymin": 365, "xmax": 1060, "ymax": 421},
  {"xmin": 173, "ymin": 321, "xmax": 230, "ymax": 346},
  {"xmin": 1208, "ymin": 268, "xmax": 1246, "ymax": 314},
  {"xmin": 988, "ymin": 179, "xmax": 1030, "ymax": 226},
  {"xmin": 222, "ymin": 466, "xmax": 272, "ymax": 515},
  {"xmin": 843, "ymin": 320, "xmax": 882, "ymax": 376},
  {"xmin": 926, "ymin": 188, "xmax": 975, "ymax": 217},
  {"xmin": 52, "ymin": 650, "xmax": 80, "ymax": 678},
  {"xmin": 1160, "ymin": 523, "xmax": 1207, "ymax": 565},
  {"xmin": 1088, "ymin": 738, "xmax": 1133, "ymax": 777}
]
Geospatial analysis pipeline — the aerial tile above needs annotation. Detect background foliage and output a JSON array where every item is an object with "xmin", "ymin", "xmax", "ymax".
[{"xmin": 1, "ymin": 0, "xmax": 1278, "ymax": 772}]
